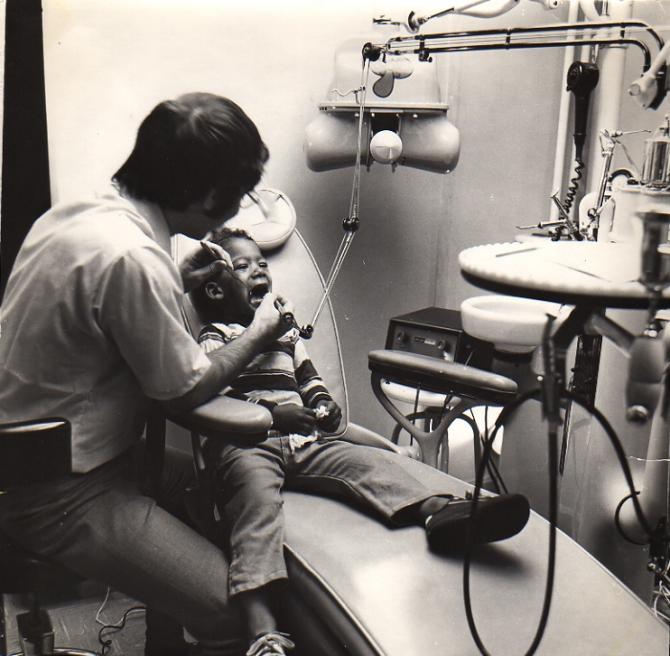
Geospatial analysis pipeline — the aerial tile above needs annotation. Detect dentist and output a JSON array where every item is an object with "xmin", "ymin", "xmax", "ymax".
[{"xmin": 0, "ymin": 92, "xmax": 287, "ymax": 656}]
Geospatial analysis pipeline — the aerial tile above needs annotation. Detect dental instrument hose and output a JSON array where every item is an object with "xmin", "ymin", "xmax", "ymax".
[
  {"xmin": 302, "ymin": 52, "xmax": 374, "ymax": 338},
  {"xmin": 461, "ymin": 387, "xmax": 657, "ymax": 656}
]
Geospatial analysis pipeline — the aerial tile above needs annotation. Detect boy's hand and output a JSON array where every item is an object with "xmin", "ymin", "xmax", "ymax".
[
  {"xmin": 179, "ymin": 241, "xmax": 233, "ymax": 292},
  {"xmin": 272, "ymin": 404, "xmax": 317, "ymax": 435},
  {"xmin": 315, "ymin": 400, "xmax": 342, "ymax": 433}
]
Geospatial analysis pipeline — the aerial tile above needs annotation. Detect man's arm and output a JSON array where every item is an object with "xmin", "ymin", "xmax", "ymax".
[{"xmin": 165, "ymin": 293, "xmax": 288, "ymax": 415}]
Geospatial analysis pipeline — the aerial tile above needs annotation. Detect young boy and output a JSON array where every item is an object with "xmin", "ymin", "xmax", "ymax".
[{"xmin": 192, "ymin": 227, "xmax": 530, "ymax": 656}]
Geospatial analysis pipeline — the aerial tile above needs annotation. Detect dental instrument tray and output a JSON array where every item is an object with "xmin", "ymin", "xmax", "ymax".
[{"xmin": 459, "ymin": 241, "xmax": 670, "ymax": 309}]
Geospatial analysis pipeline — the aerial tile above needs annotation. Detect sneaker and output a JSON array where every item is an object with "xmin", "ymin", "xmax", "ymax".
[
  {"xmin": 246, "ymin": 631, "xmax": 295, "ymax": 656},
  {"xmin": 425, "ymin": 493, "xmax": 530, "ymax": 552}
]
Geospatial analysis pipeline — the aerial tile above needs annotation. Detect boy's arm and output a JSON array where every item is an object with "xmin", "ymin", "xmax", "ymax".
[
  {"xmin": 293, "ymin": 339, "xmax": 342, "ymax": 432},
  {"xmin": 292, "ymin": 338, "xmax": 332, "ymax": 408}
]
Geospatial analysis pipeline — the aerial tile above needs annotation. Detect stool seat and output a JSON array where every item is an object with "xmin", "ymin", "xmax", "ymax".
[
  {"xmin": 0, "ymin": 418, "xmax": 71, "ymax": 491},
  {"xmin": 0, "ymin": 535, "xmax": 79, "ymax": 595}
]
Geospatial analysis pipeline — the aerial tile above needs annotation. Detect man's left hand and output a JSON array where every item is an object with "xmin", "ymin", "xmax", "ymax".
[{"xmin": 180, "ymin": 240, "xmax": 233, "ymax": 292}]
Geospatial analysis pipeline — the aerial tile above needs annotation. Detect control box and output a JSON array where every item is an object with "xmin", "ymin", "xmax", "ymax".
[{"xmin": 385, "ymin": 306, "xmax": 492, "ymax": 369}]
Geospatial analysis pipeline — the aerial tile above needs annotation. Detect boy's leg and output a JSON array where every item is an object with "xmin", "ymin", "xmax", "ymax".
[
  {"xmin": 287, "ymin": 440, "xmax": 447, "ymax": 518},
  {"xmin": 213, "ymin": 440, "xmax": 293, "ymax": 652},
  {"xmin": 287, "ymin": 440, "xmax": 529, "ymax": 551},
  {"xmin": 0, "ymin": 447, "xmax": 247, "ymax": 656},
  {"xmin": 214, "ymin": 441, "xmax": 288, "ymax": 600}
]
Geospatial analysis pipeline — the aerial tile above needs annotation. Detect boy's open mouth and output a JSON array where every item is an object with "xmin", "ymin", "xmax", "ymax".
[{"xmin": 249, "ymin": 281, "xmax": 270, "ymax": 307}]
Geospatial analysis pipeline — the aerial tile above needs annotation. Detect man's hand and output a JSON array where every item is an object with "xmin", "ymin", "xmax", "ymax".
[
  {"xmin": 248, "ymin": 293, "xmax": 294, "ymax": 345},
  {"xmin": 272, "ymin": 404, "xmax": 317, "ymax": 435},
  {"xmin": 315, "ymin": 400, "xmax": 342, "ymax": 433},
  {"xmin": 179, "ymin": 240, "xmax": 233, "ymax": 292}
]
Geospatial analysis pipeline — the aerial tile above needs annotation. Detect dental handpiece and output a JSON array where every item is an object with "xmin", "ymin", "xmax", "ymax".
[{"xmin": 274, "ymin": 300, "xmax": 313, "ymax": 339}]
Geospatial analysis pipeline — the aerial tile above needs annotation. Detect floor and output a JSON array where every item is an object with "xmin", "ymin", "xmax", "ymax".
[{"xmin": 3, "ymin": 583, "xmax": 147, "ymax": 655}]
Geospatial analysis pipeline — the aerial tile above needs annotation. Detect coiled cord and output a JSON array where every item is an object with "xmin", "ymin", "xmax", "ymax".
[{"xmin": 562, "ymin": 157, "xmax": 584, "ymax": 214}]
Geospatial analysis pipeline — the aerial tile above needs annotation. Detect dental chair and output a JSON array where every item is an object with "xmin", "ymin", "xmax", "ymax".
[{"xmin": 161, "ymin": 189, "xmax": 670, "ymax": 655}]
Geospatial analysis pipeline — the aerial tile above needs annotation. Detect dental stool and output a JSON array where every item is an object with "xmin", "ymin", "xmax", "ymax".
[
  {"xmin": 0, "ymin": 418, "xmax": 98, "ymax": 656},
  {"xmin": 368, "ymin": 350, "xmax": 517, "ymax": 472}
]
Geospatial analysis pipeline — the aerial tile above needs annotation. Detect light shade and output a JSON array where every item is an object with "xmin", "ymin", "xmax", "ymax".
[{"xmin": 304, "ymin": 111, "xmax": 460, "ymax": 173}]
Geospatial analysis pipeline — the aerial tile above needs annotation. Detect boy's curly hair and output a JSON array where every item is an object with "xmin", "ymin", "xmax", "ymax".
[{"xmin": 208, "ymin": 226, "xmax": 255, "ymax": 249}]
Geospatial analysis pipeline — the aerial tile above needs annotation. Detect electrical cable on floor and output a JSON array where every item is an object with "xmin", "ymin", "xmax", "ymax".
[{"xmin": 95, "ymin": 588, "xmax": 145, "ymax": 655}]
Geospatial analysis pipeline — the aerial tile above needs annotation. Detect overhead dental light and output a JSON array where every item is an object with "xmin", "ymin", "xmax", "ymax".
[{"xmin": 304, "ymin": 18, "xmax": 460, "ymax": 173}]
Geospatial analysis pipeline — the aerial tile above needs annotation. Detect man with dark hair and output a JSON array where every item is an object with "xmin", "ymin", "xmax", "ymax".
[
  {"xmin": 0, "ymin": 93, "xmax": 283, "ymax": 656},
  {"xmin": 114, "ymin": 93, "xmax": 269, "ymax": 216}
]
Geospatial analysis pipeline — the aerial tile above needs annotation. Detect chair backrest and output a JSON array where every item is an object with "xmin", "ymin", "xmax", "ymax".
[
  {"xmin": 0, "ymin": 418, "xmax": 71, "ymax": 490},
  {"xmin": 172, "ymin": 191, "xmax": 349, "ymax": 429}
]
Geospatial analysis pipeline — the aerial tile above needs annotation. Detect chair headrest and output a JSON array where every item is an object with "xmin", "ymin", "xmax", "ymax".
[{"xmin": 227, "ymin": 188, "xmax": 296, "ymax": 251}]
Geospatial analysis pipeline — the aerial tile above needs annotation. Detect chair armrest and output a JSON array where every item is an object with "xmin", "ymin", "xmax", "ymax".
[
  {"xmin": 368, "ymin": 349, "xmax": 517, "ymax": 404},
  {"xmin": 167, "ymin": 395, "xmax": 273, "ymax": 440}
]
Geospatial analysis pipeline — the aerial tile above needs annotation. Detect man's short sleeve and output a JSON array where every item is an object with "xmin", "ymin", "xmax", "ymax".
[{"xmin": 95, "ymin": 245, "xmax": 211, "ymax": 400}]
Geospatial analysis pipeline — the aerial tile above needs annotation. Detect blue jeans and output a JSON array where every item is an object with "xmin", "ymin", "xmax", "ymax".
[
  {"xmin": 211, "ymin": 437, "xmax": 449, "ymax": 597},
  {"xmin": 0, "ymin": 445, "xmax": 246, "ymax": 656}
]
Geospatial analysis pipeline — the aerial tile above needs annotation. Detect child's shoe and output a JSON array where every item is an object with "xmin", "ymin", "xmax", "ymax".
[
  {"xmin": 425, "ymin": 493, "xmax": 530, "ymax": 552},
  {"xmin": 246, "ymin": 631, "xmax": 295, "ymax": 656}
]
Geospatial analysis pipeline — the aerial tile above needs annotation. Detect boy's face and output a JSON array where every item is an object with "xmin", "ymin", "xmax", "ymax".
[{"xmin": 205, "ymin": 237, "xmax": 272, "ymax": 325}]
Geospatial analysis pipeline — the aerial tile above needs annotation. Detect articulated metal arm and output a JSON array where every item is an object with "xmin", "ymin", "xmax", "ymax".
[{"xmin": 366, "ymin": 20, "xmax": 667, "ymax": 109}]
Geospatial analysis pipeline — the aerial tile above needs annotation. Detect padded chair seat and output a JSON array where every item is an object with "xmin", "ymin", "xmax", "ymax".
[
  {"xmin": 368, "ymin": 349, "xmax": 517, "ymax": 404},
  {"xmin": 281, "ymin": 461, "xmax": 668, "ymax": 656}
]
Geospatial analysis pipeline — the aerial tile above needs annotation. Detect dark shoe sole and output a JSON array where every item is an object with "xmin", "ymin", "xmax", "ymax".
[{"xmin": 426, "ymin": 493, "xmax": 530, "ymax": 553}]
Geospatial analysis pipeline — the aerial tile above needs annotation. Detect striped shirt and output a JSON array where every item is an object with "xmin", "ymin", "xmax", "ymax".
[{"xmin": 198, "ymin": 322, "xmax": 332, "ymax": 411}]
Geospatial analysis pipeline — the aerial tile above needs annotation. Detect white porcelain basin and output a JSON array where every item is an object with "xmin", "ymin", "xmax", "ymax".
[{"xmin": 461, "ymin": 295, "xmax": 564, "ymax": 353}]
